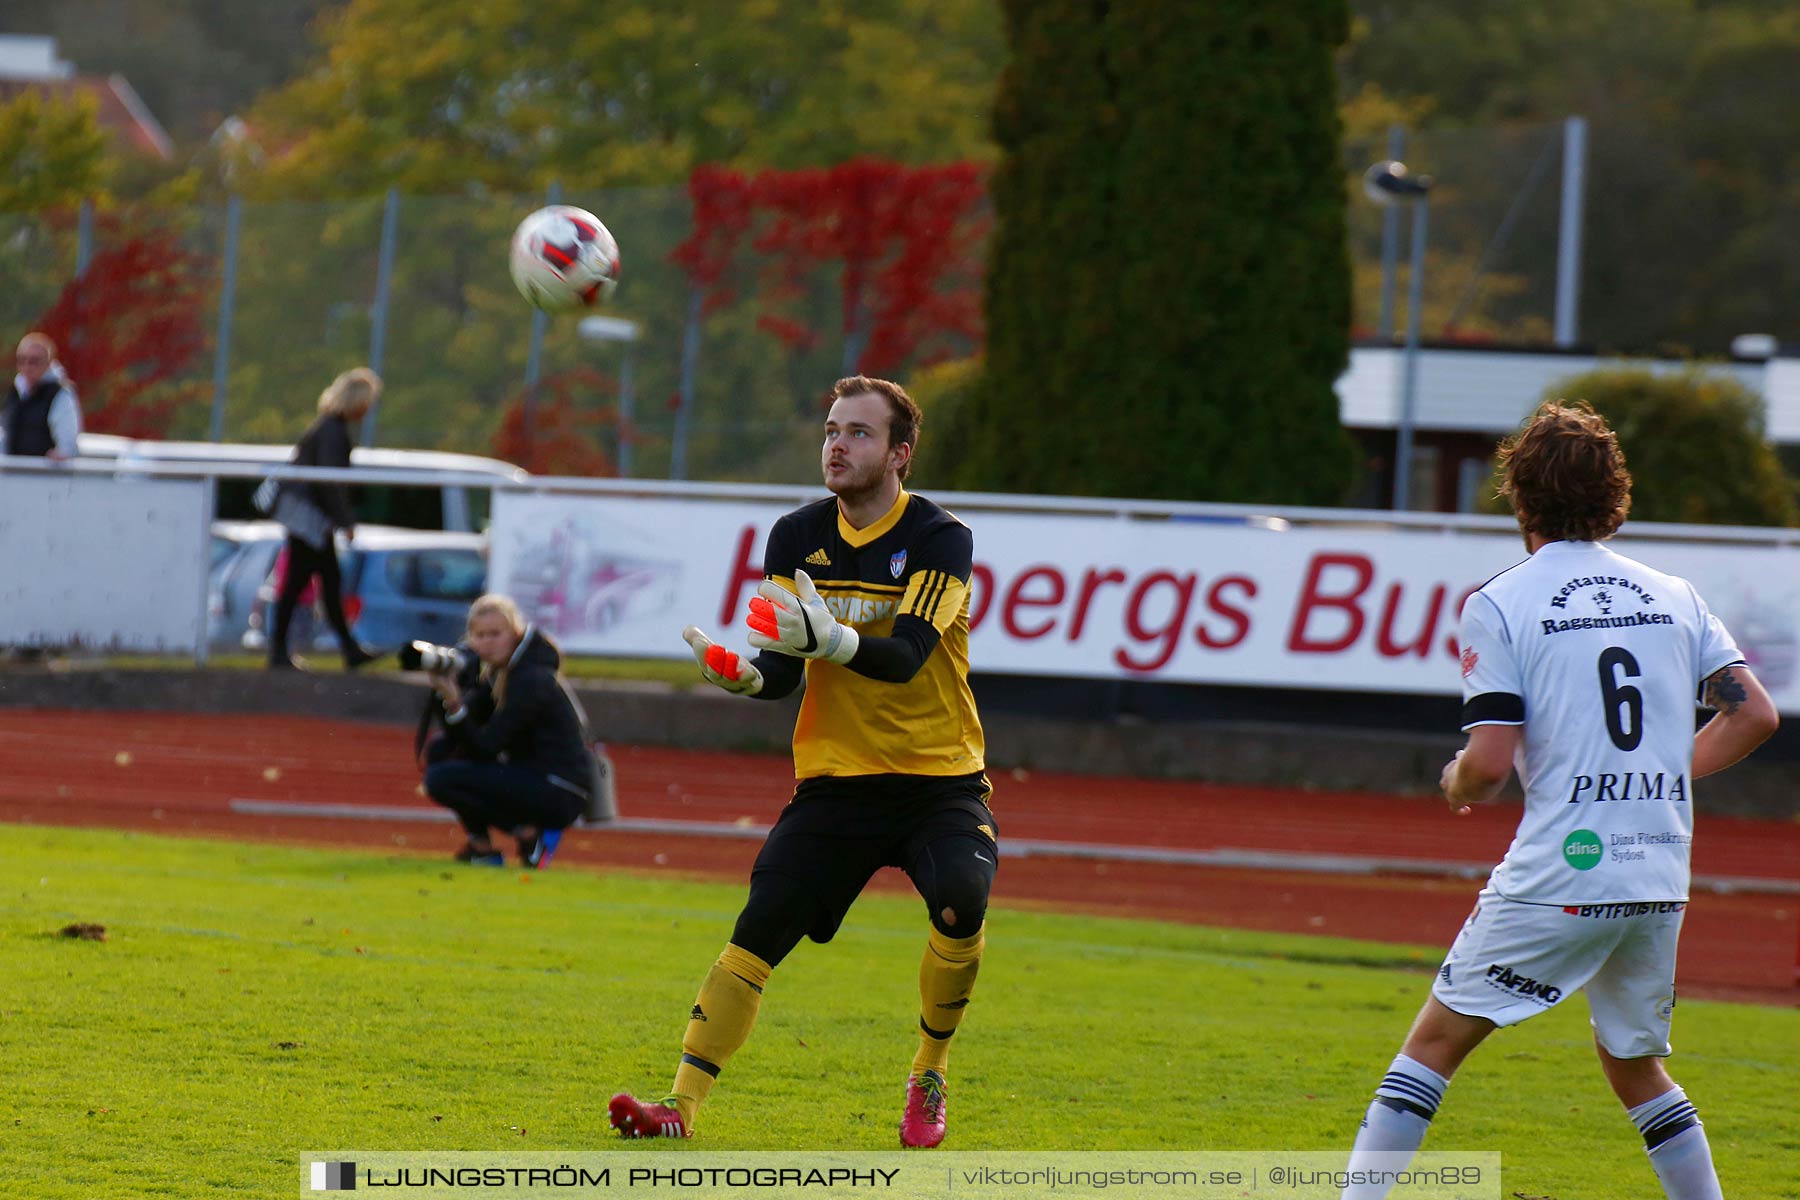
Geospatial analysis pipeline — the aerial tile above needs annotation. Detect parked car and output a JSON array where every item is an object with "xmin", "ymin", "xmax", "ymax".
[
  {"xmin": 208, "ymin": 520, "xmax": 288, "ymax": 651},
  {"xmin": 242, "ymin": 526, "xmax": 487, "ymax": 656}
]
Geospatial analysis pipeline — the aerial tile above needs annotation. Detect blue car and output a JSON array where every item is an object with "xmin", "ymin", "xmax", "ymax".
[
  {"xmin": 242, "ymin": 527, "xmax": 487, "ymax": 656},
  {"xmin": 209, "ymin": 520, "xmax": 289, "ymax": 651}
]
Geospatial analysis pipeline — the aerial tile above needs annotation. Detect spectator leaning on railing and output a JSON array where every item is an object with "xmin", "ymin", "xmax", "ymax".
[{"xmin": 2, "ymin": 332, "xmax": 82, "ymax": 460}]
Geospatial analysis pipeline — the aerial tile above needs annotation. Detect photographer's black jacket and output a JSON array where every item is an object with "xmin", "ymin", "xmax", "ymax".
[{"xmin": 445, "ymin": 628, "xmax": 592, "ymax": 789}]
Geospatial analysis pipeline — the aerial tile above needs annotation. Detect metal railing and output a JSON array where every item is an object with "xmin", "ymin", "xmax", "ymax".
[{"xmin": 12, "ymin": 453, "xmax": 1800, "ymax": 545}]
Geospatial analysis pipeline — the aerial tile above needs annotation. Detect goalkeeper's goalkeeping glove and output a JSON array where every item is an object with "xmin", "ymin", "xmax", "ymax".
[
  {"xmin": 682, "ymin": 626, "xmax": 764, "ymax": 695},
  {"xmin": 745, "ymin": 569, "xmax": 859, "ymax": 665}
]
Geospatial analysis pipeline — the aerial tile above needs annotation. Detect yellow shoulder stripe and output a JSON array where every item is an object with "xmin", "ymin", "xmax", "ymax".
[{"xmin": 900, "ymin": 569, "xmax": 966, "ymax": 624}]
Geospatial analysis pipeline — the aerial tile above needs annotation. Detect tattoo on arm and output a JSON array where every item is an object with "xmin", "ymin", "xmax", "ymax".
[{"xmin": 1705, "ymin": 666, "xmax": 1748, "ymax": 715}]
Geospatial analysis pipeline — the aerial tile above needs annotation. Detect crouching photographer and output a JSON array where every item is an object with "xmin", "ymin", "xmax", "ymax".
[{"xmin": 411, "ymin": 593, "xmax": 597, "ymax": 869}]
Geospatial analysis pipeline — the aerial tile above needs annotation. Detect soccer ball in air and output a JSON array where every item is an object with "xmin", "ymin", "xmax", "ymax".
[{"xmin": 508, "ymin": 205, "xmax": 620, "ymax": 312}]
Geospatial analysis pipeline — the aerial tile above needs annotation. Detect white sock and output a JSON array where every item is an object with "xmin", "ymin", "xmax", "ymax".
[
  {"xmin": 1342, "ymin": 1054, "xmax": 1448, "ymax": 1200},
  {"xmin": 1629, "ymin": 1089, "xmax": 1722, "ymax": 1200}
]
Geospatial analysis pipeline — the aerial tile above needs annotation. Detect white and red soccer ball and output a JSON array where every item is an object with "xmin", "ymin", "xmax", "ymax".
[{"xmin": 508, "ymin": 205, "xmax": 620, "ymax": 313}]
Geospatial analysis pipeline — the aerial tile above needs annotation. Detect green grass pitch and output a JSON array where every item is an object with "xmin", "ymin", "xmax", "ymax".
[{"xmin": 1, "ymin": 824, "xmax": 1793, "ymax": 1198}]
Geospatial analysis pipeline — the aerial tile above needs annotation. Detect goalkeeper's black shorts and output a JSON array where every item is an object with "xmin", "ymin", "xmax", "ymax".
[{"xmin": 731, "ymin": 771, "xmax": 996, "ymax": 961}]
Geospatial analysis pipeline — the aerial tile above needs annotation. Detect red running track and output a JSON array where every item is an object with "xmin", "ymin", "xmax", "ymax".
[{"xmin": 2, "ymin": 710, "xmax": 1795, "ymax": 1004}]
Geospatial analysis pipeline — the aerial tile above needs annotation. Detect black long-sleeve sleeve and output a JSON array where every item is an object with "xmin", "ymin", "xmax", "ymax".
[
  {"xmin": 295, "ymin": 415, "xmax": 357, "ymax": 528},
  {"xmin": 747, "ymin": 649, "xmax": 804, "ymax": 700},
  {"xmin": 746, "ymin": 614, "xmax": 941, "ymax": 695},
  {"xmin": 843, "ymin": 614, "xmax": 941, "ymax": 683}
]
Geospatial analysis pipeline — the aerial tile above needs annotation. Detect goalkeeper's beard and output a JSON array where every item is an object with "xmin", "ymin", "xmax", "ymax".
[{"xmin": 824, "ymin": 457, "xmax": 888, "ymax": 504}]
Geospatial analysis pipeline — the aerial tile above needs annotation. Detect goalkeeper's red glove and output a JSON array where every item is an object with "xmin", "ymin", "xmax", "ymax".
[
  {"xmin": 746, "ymin": 569, "xmax": 859, "ymax": 664},
  {"xmin": 682, "ymin": 625, "xmax": 763, "ymax": 695}
]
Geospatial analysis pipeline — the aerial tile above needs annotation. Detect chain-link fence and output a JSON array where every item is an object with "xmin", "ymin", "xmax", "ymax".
[
  {"xmin": 7, "ymin": 117, "xmax": 1776, "ymax": 486},
  {"xmin": 0, "ymin": 176, "xmax": 991, "ymax": 484},
  {"xmin": 1344, "ymin": 120, "xmax": 1572, "ymax": 349}
]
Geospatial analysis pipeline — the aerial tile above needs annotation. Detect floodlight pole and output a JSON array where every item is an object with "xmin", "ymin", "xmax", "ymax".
[
  {"xmin": 1395, "ymin": 194, "xmax": 1428, "ymax": 512},
  {"xmin": 1362, "ymin": 160, "xmax": 1434, "ymax": 512},
  {"xmin": 578, "ymin": 316, "xmax": 641, "ymax": 478},
  {"xmin": 672, "ymin": 289, "xmax": 702, "ymax": 481},
  {"xmin": 76, "ymin": 199, "xmax": 95, "ymax": 275},
  {"xmin": 208, "ymin": 194, "xmax": 242, "ymax": 444},
  {"xmin": 1376, "ymin": 125, "xmax": 1405, "ymax": 340},
  {"xmin": 617, "ymin": 339, "xmax": 636, "ymax": 478},
  {"xmin": 363, "ymin": 187, "xmax": 400, "ymax": 447},
  {"xmin": 1553, "ymin": 115, "xmax": 1588, "ymax": 348}
]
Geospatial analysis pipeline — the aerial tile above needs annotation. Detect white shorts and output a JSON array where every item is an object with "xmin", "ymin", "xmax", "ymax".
[{"xmin": 1431, "ymin": 888, "xmax": 1686, "ymax": 1058}]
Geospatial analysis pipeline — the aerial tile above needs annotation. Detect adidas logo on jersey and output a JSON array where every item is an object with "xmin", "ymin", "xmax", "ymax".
[{"xmin": 805, "ymin": 549, "xmax": 831, "ymax": 567}]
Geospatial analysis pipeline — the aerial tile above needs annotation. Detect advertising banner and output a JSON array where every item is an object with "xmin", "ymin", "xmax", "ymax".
[{"xmin": 491, "ymin": 492, "xmax": 1800, "ymax": 710}]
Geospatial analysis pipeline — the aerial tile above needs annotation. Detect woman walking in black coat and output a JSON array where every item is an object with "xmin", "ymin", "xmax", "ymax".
[{"xmin": 266, "ymin": 367, "xmax": 381, "ymax": 670}]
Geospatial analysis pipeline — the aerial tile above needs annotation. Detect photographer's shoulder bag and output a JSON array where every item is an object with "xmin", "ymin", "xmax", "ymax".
[{"xmin": 558, "ymin": 674, "xmax": 617, "ymax": 824}]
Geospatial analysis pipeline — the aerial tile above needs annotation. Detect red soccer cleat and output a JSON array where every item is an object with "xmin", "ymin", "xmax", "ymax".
[
  {"xmin": 899, "ymin": 1070, "xmax": 948, "ymax": 1148},
  {"xmin": 608, "ymin": 1093, "xmax": 690, "ymax": 1139}
]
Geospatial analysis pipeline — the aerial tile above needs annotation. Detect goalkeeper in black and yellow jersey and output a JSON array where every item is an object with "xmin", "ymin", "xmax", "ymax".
[{"xmin": 609, "ymin": 376, "xmax": 993, "ymax": 1149}]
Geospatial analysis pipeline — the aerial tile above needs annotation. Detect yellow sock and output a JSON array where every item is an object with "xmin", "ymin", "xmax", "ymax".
[
  {"xmin": 912, "ymin": 924, "xmax": 984, "ymax": 1078},
  {"xmin": 667, "ymin": 944, "xmax": 771, "ymax": 1129}
]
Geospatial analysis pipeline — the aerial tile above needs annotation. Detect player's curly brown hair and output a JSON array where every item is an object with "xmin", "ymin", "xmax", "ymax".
[
  {"xmin": 1497, "ymin": 400, "xmax": 1632, "ymax": 542},
  {"xmin": 829, "ymin": 375, "xmax": 922, "ymax": 481}
]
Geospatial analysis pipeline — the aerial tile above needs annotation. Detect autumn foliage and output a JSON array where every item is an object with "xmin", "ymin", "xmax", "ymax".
[
  {"xmin": 672, "ymin": 159, "xmax": 987, "ymax": 376},
  {"xmin": 32, "ymin": 221, "xmax": 213, "ymax": 439},
  {"xmin": 492, "ymin": 367, "xmax": 622, "ymax": 476}
]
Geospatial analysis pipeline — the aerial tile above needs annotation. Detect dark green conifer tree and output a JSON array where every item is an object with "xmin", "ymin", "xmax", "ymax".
[{"xmin": 972, "ymin": 0, "xmax": 1355, "ymax": 503}]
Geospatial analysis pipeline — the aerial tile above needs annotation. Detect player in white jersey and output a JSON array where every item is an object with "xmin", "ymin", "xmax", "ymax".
[{"xmin": 1341, "ymin": 403, "xmax": 1777, "ymax": 1200}]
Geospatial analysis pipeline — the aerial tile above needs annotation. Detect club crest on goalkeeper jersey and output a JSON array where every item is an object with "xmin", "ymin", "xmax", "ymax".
[{"xmin": 762, "ymin": 490, "xmax": 985, "ymax": 779}]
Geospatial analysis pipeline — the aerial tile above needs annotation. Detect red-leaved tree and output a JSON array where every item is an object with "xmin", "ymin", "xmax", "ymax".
[
  {"xmin": 671, "ymin": 163, "xmax": 758, "ymax": 311},
  {"xmin": 672, "ymin": 160, "xmax": 988, "ymax": 379},
  {"xmin": 33, "ymin": 221, "xmax": 213, "ymax": 438},
  {"xmin": 493, "ymin": 367, "xmax": 626, "ymax": 476}
]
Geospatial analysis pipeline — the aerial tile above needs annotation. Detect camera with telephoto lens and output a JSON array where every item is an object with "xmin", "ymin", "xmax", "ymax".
[{"xmin": 399, "ymin": 640, "xmax": 476, "ymax": 677}]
